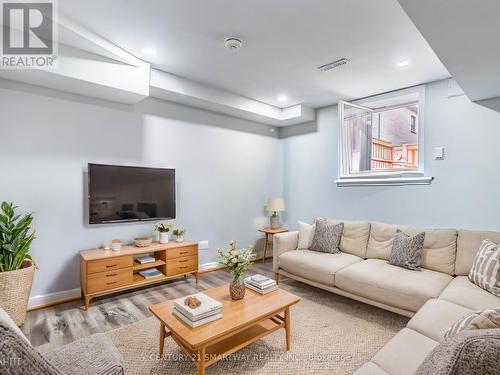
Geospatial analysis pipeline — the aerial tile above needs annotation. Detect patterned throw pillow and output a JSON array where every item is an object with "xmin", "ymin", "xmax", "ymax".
[
  {"xmin": 388, "ymin": 229, "xmax": 425, "ymax": 270},
  {"xmin": 468, "ymin": 240, "xmax": 500, "ymax": 297},
  {"xmin": 310, "ymin": 219, "xmax": 343, "ymax": 254},
  {"xmin": 444, "ymin": 307, "xmax": 500, "ymax": 339}
]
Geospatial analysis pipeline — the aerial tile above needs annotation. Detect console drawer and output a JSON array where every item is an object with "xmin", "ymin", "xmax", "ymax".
[
  {"xmin": 167, "ymin": 255, "xmax": 198, "ymax": 276},
  {"xmin": 87, "ymin": 256, "xmax": 133, "ymax": 274},
  {"xmin": 167, "ymin": 245, "xmax": 198, "ymax": 259},
  {"xmin": 87, "ymin": 268, "xmax": 132, "ymax": 293}
]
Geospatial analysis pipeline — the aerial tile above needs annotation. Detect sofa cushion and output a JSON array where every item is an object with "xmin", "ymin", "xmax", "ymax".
[
  {"xmin": 366, "ymin": 222, "xmax": 457, "ymax": 275},
  {"xmin": 456, "ymin": 229, "xmax": 500, "ymax": 276},
  {"xmin": 354, "ymin": 362, "xmax": 389, "ymax": 375},
  {"xmin": 310, "ymin": 219, "xmax": 343, "ymax": 254},
  {"xmin": 418, "ymin": 228, "xmax": 457, "ymax": 276},
  {"xmin": 335, "ymin": 259, "xmax": 453, "ymax": 312},
  {"xmin": 371, "ymin": 328, "xmax": 439, "ymax": 375},
  {"xmin": 439, "ymin": 276, "xmax": 500, "ymax": 311},
  {"xmin": 366, "ymin": 222, "xmax": 397, "ymax": 260},
  {"xmin": 407, "ymin": 299, "xmax": 472, "ymax": 343},
  {"xmin": 321, "ymin": 219, "xmax": 370, "ymax": 258},
  {"xmin": 278, "ymin": 249, "xmax": 362, "ymax": 286},
  {"xmin": 297, "ymin": 221, "xmax": 315, "ymax": 249},
  {"xmin": 415, "ymin": 329, "xmax": 500, "ymax": 375},
  {"xmin": 468, "ymin": 239, "xmax": 500, "ymax": 297},
  {"xmin": 388, "ymin": 229, "xmax": 425, "ymax": 271}
]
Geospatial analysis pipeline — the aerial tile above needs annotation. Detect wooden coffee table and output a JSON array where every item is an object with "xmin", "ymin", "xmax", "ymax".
[{"xmin": 149, "ymin": 285, "xmax": 301, "ymax": 375}]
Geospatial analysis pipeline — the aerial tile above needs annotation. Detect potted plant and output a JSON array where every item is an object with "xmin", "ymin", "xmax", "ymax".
[
  {"xmin": 155, "ymin": 222, "xmax": 172, "ymax": 244},
  {"xmin": 172, "ymin": 228, "xmax": 186, "ymax": 243},
  {"xmin": 217, "ymin": 241, "xmax": 254, "ymax": 300},
  {"xmin": 0, "ymin": 202, "xmax": 36, "ymax": 326}
]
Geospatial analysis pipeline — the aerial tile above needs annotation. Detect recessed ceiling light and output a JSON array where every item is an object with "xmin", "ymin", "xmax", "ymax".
[
  {"xmin": 141, "ymin": 47, "xmax": 157, "ymax": 56},
  {"xmin": 397, "ymin": 60, "xmax": 410, "ymax": 67},
  {"xmin": 277, "ymin": 94, "xmax": 288, "ymax": 103}
]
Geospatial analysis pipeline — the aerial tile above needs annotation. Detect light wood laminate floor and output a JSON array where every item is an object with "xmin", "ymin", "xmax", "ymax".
[{"xmin": 22, "ymin": 262, "xmax": 277, "ymax": 351}]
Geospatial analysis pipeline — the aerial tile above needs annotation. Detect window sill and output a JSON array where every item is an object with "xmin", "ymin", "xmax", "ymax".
[{"xmin": 336, "ymin": 176, "xmax": 433, "ymax": 187}]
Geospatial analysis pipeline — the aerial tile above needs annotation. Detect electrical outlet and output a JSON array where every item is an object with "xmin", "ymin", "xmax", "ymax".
[{"xmin": 198, "ymin": 241, "xmax": 209, "ymax": 250}]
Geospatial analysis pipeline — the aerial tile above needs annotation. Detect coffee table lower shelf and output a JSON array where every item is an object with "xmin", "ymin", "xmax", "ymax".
[{"xmin": 159, "ymin": 311, "xmax": 290, "ymax": 375}]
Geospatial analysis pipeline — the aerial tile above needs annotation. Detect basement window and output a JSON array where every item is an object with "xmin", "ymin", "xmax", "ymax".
[{"xmin": 336, "ymin": 85, "xmax": 433, "ymax": 187}]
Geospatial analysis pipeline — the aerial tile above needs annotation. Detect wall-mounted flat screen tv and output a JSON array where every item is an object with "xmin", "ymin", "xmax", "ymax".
[{"xmin": 88, "ymin": 164, "xmax": 176, "ymax": 224}]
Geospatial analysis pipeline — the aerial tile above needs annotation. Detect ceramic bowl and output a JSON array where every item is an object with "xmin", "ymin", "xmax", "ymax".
[
  {"xmin": 134, "ymin": 237, "xmax": 153, "ymax": 247},
  {"xmin": 110, "ymin": 240, "xmax": 122, "ymax": 251}
]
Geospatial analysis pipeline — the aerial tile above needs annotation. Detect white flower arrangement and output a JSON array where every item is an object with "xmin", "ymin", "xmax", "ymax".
[
  {"xmin": 155, "ymin": 222, "xmax": 172, "ymax": 233},
  {"xmin": 217, "ymin": 240, "xmax": 254, "ymax": 279}
]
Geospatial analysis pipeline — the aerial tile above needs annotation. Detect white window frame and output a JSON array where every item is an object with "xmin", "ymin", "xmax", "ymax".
[{"xmin": 336, "ymin": 85, "xmax": 433, "ymax": 187}]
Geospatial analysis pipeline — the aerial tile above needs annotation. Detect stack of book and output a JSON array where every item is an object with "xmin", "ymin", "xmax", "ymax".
[
  {"xmin": 244, "ymin": 274, "xmax": 278, "ymax": 294},
  {"xmin": 138, "ymin": 268, "xmax": 162, "ymax": 279},
  {"xmin": 134, "ymin": 255, "xmax": 155, "ymax": 264},
  {"xmin": 173, "ymin": 293, "xmax": 223, "ymax": 328}
]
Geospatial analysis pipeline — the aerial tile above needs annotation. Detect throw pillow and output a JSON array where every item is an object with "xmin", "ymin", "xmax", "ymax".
[
  {"xmin": 297, "ymin": 221, "xmax": 315, "ymax": 249},
  {"xmin": 415, "ymin": 329, "xmax": 500, "ymax": 375},
  {"xmin": 309, "ymin": 219, "xmax": 343, "ymax": 254},
  {"xmin": 468, "ymin": 239, "xmax": 500, "ymax": 297},
  {"xmin": 387, "ymin": 229, "xmax": 425, "ymax": 270},
  {"xmin": 445, "ymin": 307, "xmax": 500, "ymax": 339}
]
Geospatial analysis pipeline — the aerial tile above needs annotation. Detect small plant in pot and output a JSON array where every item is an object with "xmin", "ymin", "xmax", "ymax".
[
  {"xmin": 172, "ymin": 228, "xmax": 186, "ymax": 243},
  {"xmin": 0, "ymin": 202, "xmax": 36, "ymax": 326},
  {"xmin": 217, "ymin": 241, "xmax": 254, "ymax": 300},
  {"xmin": 155, "ymin": 222, "xmax": 172, "ymax": 244}
]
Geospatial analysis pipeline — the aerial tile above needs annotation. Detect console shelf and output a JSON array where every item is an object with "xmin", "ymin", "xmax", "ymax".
[
  {"xmin": 132, "ymin": 272, "xmax": 168, "ymax": 286},
  {"xmin": 80, "ymin": 241, "xmax": 199, "ymax": 310},
  {"xmin": 133, "ymin": 259, "xmax": 166, "ymax": 271}
]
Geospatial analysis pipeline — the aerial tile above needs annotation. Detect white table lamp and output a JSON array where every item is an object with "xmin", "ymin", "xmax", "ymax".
[{"xmin": 266, "ymin": 197, "xmax": 285, "ymax": 229}]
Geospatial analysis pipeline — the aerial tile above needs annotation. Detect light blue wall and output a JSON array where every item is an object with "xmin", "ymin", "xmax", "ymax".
[
  {"xmin": 283, "ymin": 79, "xmax": 500, "ymax": 231},
  {"xmin": 0, "ymin": 84, "xmax": 283, "ymax": 296},
  {"xmin": 3, "ymin": 78, "xmax": 500, "ymax": 298}
]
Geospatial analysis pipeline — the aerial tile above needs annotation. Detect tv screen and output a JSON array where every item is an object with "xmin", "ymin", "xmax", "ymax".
[{"xmin": 88, "ymin": 164, "xmax": 176, "ymax": 224}]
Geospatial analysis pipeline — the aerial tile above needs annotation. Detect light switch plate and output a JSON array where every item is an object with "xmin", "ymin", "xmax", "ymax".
[
  {"xmin": 198, "ymin": 241, "xmax": 209, "ymax": 249},
  {"xmin": 433, "ymin": 147, "xmax": 445, "ymax": 160}
]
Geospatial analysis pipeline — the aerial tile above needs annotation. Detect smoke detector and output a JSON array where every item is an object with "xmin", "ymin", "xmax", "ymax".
[
  {"xmin": 317, "ymin": 58, "xmax": 350, "ymax": 72},
  {"xmin": 224, "ymin": 38, "xmax": 243, "ymax": 51}
]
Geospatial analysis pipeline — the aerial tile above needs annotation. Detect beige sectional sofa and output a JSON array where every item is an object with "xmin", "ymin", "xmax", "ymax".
[{"xmin": 273, "ymin": 220, "xmax": 500, "ymax": 375}]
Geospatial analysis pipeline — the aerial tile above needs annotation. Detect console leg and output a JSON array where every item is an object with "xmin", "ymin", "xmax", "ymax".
[{"xmin": 83, "ymin": 295, "xmax": 91, "ymax": 311}]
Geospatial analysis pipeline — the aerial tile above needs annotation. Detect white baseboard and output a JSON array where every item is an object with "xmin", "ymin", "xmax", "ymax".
[
  {"xmin": 198, "ymin": 261, "xmax": 219, "ymax": 271},
  {"xmin": 28, "ymin": 288, "xmax": 82, "ymax": 309},
  {"xmin": 28, "ymin": 261, "xmax": 220, "ymax": 310}
]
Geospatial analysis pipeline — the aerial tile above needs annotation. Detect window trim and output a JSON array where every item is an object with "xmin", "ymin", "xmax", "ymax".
[{"xmin": 336, "ymin": 85, "xmax": 433, "ymax": 187}]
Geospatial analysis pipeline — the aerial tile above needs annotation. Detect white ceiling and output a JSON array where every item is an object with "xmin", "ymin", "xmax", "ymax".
[
  {"xmin": 59, "ymin": 0, "xmax": 449, "ymax": 109},
  {"xmin": 398, "ymin": 0, "xmax": 500, "ymax": 102}
]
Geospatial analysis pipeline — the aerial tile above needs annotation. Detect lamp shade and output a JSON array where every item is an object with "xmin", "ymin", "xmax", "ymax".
[{"xmin": 266, "ymin": 197, "xmax": 285, "ymax": 212}]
